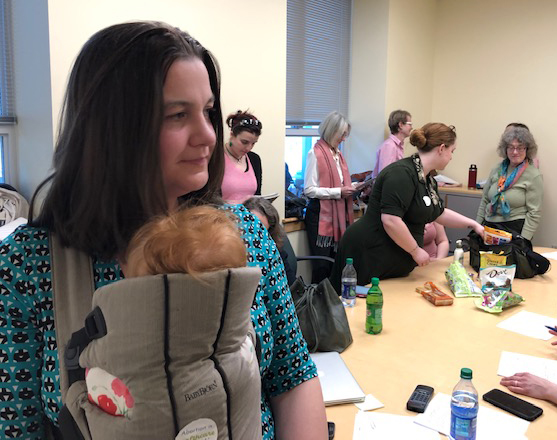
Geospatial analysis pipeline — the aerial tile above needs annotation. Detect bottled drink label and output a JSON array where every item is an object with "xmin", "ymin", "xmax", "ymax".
[
  {"xmin": 341, "ymin": 278, "xmax": 356, "ymax": 298},
  {"xmin": 451, "ymin": 415, "xmax": 476, "ymax": 439},
  {"xmin": 341, "ymin": 277, "xmax": 356, "ymax": 307},
  {"xmin": 366, "ymin": 304, "xmax": 383, "ymax": 334},
  {"xmin": 450, "ymin": 391, "xmax": 478, "ymax": 440}
]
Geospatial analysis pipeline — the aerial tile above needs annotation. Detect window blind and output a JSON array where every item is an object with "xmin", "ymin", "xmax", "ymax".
[
  {"xmin": 0, "ymin": 0, "xmax": 16, "ymax": 124},
  {"xmin": 287, "ymin": 0, "xmax": 351, "ymax": 125}
]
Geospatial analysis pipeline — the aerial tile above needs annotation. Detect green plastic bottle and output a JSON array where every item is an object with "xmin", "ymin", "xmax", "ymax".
[{"xmin": 366, "ymin": 277, "xmax": 383, "ymax": 334}]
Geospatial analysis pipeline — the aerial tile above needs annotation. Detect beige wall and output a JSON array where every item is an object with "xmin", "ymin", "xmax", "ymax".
[
  {"xmin": 432, "ymin": 0, "xmax": 557, "ymax": 246},
  {"xmin": 15, "ymin": 0, "xmax": 287, "ymax": 210},
  {"xmin": 385, "ymin": 0, "xmax": 437, "ymax": 155},
  {"xmin": 346, "ymin": 0, "xmax": 389, "ymax": 174},
  {"xmin": 348, "ymin": 0, "xmax": 438, "ymax": 171}
]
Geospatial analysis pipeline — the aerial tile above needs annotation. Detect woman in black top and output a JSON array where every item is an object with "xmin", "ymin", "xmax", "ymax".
[{"xmin": 330, "ymin": 123, "xmax": 484, "ymax": 290}]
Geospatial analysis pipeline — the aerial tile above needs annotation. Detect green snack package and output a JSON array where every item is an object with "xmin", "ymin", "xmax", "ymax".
[
  {"xmin": 474, "ymin": 290, "xmax": 524, "ymax": 313},
  {"xmin": 445, "ymin": 262, "xmax": 483, "ymax": 297}
]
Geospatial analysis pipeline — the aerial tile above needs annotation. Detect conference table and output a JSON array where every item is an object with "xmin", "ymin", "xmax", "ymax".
[{"xmin": 326, "ymin": 249, "xmax": 557, "ymax": 439}]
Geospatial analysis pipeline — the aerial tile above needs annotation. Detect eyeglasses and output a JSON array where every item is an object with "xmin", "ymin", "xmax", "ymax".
[
  {"xmin": 403, "ymin": 122, "xmax": 413, "ymax": 126},
  {"xmin": 507, "ymin": 145, "xmax": 527, "ymax": 152}
]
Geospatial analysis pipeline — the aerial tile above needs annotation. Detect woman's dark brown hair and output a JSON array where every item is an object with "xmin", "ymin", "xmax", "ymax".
[
  {"xmin": 30, "ymin": 21, "xmax": 224, "ymax": 259},
  {"xmin": 409, "ymin": 122, "xmax": 456, "ymax": 152},
  {"xmin": 226, "ymin": 110, "xmax": 262, "ymax": 137}
]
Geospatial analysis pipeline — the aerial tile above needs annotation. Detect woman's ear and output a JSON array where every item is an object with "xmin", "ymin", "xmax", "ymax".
[{"xmin": 438, "ymin": 143, "xmax": 446, "ymax": 153}]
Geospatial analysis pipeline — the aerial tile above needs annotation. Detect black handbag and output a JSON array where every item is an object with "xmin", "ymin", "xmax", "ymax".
[
  {"xmin": 467, "ymin": 230, "xmax": 550, "ymax": 279},
  {"xmin": 290, "ymin": 276, "xmax": 353, "ymax": 353},
  {"xmin": 285, "ymin": 190, "xmax": 307, "ymax": 219}
]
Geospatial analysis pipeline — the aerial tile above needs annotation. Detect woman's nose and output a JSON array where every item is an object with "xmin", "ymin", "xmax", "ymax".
[{"xmin": 193, "ymin": 114, "xmax": 216, "ymax": 147}]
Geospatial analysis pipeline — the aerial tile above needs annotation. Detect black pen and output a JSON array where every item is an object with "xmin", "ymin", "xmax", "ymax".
[{"xmin": 545, "ymin": 325, "xmax": 557, "ymax": 332}]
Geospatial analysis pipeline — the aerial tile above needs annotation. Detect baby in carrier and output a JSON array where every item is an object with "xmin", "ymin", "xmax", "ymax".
[{"xmin": 66, "ymin": 206, "xmax": 262, "ymax": 439}]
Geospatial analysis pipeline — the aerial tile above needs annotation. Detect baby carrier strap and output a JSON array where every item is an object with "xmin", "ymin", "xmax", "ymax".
[
  {"xmin": 50, "ymin": 233, "xmax": 96, "ymax": 401},
  {"xmin": 50, "ymin": 233, "xmax": 96, "ymax": 439}
]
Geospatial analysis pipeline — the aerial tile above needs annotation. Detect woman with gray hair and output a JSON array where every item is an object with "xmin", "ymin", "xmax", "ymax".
[
  {"xmin": 303, "ymin": 111, "xmax": 358, "ymax": 283},
  {"xmin": 476, "ymin": 125, "xmax": 543, "ymax": 239}
]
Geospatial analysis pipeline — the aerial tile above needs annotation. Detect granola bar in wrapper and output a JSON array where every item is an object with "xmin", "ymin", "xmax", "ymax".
[{"xmin": 445, "ymin": 262, "xmax": 483, "ymax": 297}]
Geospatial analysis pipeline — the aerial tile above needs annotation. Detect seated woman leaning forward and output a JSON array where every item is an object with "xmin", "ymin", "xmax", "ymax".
[
  {"xmin": 330, "ymin": 123, "xmax": 484, "ymax": 291},
  {"xmin": 476, "ymin": 125, "xmax": 543, "ymax": 240}
]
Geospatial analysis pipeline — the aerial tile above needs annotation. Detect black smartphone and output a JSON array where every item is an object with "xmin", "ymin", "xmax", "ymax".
[{"xmin": 482, "ymin": 388, "xmax": 543, "ymax": 421}]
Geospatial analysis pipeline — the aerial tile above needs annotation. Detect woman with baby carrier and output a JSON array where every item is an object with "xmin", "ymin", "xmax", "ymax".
[{"xmin": 0, "ymin": 21, "xmax": 326, "ymax": 440}]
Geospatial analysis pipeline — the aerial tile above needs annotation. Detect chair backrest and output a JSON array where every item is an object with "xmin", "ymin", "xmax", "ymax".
[
  {"xmin": 280, "ymin": 234, "xmax": 298, "ymax": 287},
  {"xmin": 282, "ymin": 234, "xmax": 334, "ymax": 287}
]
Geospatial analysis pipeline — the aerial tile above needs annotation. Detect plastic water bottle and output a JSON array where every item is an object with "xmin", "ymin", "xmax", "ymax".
[
  {"xmin": 454, "ymin": 240, "xmax": 464, "ymax": 265},
  {"xmin": 366, "ymin": 277, "xmax": 383, "ymax": 334},
  {"xmin": 450, "ymin": 368, "xmax": 478, "ymax": 440},
  {"xmin": 341, "ymin": 258, "xmax": 357, "ymax": 307}
]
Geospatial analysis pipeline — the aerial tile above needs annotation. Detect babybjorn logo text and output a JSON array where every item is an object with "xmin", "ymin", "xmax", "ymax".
[{"xmin": 184, "ymin": 380, "xmax": 218, "ymax": 402}]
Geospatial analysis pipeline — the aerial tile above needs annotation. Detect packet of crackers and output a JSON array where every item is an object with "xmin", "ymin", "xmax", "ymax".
[
  {"xmin": 480, "ymin": 251, "xmax": 507, "ymax": 268},
  {"xmin": 483, "ymin": 226, "xmax": 512, "ymax": 245},
  {"xmin": 474, "ymin": 264, "xmax": 524, "ymax": 313},
  {"xmin": 416, "ymin": 282, "xmax": 453, "ymax": 306},
  {"xmin": 445, "ymin": 262, "xmax": 483, "ymax": 297}
]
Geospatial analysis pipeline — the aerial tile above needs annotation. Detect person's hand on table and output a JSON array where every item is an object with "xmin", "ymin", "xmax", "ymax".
[
  {"xmin": 500, "ymin": 372, "xmax": 557, "ymax": 404},
  {"xmin": 549, "ymin": 328, "xmax": 557, "ymax": 345},
  {"xmin": 341, "ymin": 186, "xmax": 355, "ymax": 198},
  {"xmin": 411, "ymin": 247, "xmax": 430, "ymax": 267}
]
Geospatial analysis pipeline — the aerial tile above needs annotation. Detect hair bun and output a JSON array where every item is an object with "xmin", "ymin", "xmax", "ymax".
[{"xmin": 409, "ymin": 129, "xmax": 427, "ymax": 149}]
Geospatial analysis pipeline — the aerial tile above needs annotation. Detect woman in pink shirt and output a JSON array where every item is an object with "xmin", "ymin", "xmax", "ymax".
[
  {"xmin": 221, "ymin": 110, "xmax": 263, "ymax": 203},
  {"xmin": 422, "ymin": 222, "xmax": 449, "ymax": 259}
]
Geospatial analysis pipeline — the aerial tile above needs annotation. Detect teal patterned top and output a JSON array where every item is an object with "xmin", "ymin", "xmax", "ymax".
[{"xmin": 0, "ymin": 204, "xmax": 316, "ymax": 439}]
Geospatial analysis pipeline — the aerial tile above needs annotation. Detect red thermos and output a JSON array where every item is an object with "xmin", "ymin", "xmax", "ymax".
[{"xmin": 468, "ymin": 164, "xmax": 477, "ymax": 189}]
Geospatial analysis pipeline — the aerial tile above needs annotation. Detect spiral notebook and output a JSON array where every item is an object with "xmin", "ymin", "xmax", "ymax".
[{"xmin": 311, "ymin": 351, "xmax": 365, "ymax": 406}]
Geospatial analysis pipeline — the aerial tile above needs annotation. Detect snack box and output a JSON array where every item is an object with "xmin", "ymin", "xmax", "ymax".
[
  {"xmin": 416, "ymin": 282, "xmax": 454, "ymax": 306},
  {"xmin": 483, "ymin": 226, "xmax": 512, "ymax": 246}
]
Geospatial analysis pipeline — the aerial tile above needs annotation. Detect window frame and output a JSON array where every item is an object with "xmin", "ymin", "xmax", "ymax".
[{"xmin": 0, "ymin": 128, "xmax": 14, "ymax": 184}]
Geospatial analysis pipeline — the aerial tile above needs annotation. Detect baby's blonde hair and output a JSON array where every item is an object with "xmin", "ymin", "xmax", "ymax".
[{"xmin": 125, "ymin": 206, "xmax": 246, "ymax": 278}]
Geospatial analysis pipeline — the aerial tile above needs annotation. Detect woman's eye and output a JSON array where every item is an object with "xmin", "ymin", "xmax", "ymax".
[
  {"xmin": 204, "ymin": 107, "xmax": 216, "ymax": 119},
  {"xmin": 167, "ymin": 112, "xmax": 187, "ymax": 120}
]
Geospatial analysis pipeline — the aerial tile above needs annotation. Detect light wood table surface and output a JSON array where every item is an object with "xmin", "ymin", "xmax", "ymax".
[{"xmin": 326, "ymin": 249, "xmax": 557, "ymax": 439}]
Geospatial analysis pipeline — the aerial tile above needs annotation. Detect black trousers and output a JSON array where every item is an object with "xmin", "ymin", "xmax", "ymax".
[{"xmin": 304, "ymin": 199, "xmax": 336, "ymax": 284}]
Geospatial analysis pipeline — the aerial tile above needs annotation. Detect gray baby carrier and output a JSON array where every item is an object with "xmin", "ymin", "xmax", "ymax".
[{"xmin": 50, "ymin": 235, "xmax": 263, "ymax": 440}]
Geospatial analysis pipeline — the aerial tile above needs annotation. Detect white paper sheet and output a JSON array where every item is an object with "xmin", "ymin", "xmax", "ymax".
[
  {"xmin": 353, "ymin": 411, "xmax": 440, "ymax": 440},
  {"xmin": 414, "ymin": 393, "xmax": 529, "ymax": 440},
  {"xmin": 0, "ymin": 217, "xmax": 27, "ymax": 241},
  {"xmin": 498, "ymin": 350, "xmax": 557, "ymax": 383},
  {"xmin": 354, "ymin": 393, "xmax": 384, "ymax": 411},
  {"xmin": 541, "ymin": 251, "xmax": 557, "ymax": 261},
  {"xmin": 496, "ymin": 310, "xmax": 557, "ymax": 340}
]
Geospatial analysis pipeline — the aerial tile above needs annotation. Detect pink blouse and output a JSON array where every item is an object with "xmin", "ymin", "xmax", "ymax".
[
  {"xmin": 423, "ymin": 222, "xmax": 438, "ymax": 258},
  {"xmin": 221, "ymin": 154, "xmax": 257, "ymax": 203}
]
